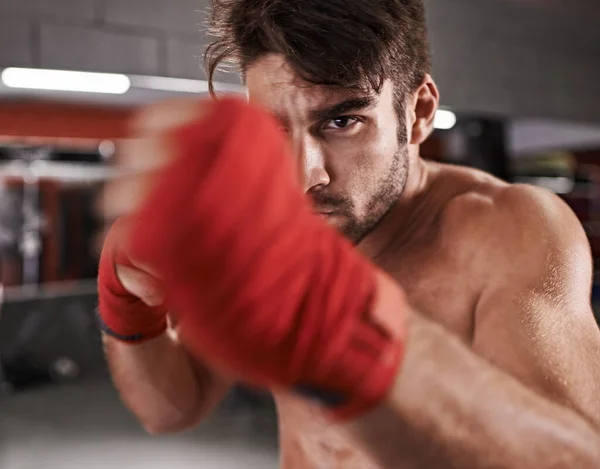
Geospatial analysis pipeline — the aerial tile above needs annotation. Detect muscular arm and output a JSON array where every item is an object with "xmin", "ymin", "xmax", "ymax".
[
  {"xmin": 346, "ymin": 186, "xmax": 600, "ymax": 468},
  {"xmin": 104, "ymin": 327, "xmax": 231, "ymax": 435},
  {"xmin": 99, "ymin": 255, "xmax": 232, "ymax": 435}
]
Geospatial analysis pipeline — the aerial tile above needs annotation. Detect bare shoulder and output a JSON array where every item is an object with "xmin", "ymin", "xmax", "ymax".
[
  {"xmin": 434, "ymin": 164, "xmax": 507, "ymax": 235},
  {"xmin": 477, "ymin": 182, "xmax": 590, "ymax": 274},
  {"xmin": 436, "ymin": 165, "xmax": 589, "ymax": 265},
  {"xmin": 443, "ymin": 171, "xmax": 600, "ymax": 420},
  {"xmin": 431, "ymin": 164, "xmax": 592, "ymax": 298},
  {"xmin": 484, "ymin": 182, "xmax": 585, "ymax": 237}
]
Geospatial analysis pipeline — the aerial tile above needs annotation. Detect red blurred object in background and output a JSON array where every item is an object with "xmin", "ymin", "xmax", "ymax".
[{"xmin": 0, "ymin": 101, "xmax": 132, "ymax": 287}]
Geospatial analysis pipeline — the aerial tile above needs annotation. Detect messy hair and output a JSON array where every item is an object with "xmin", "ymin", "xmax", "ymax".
[{"xmin": 205, "ymin": 0, "xmax": 431, "ymax": 106}]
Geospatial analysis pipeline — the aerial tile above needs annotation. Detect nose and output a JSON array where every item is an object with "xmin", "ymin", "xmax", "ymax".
[
  {"xmin": 293, "ymin": 134, "xmax": 330, "ymax": 193},
  {"xmin": 305, "ymin": 163, "xmax": 330, "ymax": 193}
]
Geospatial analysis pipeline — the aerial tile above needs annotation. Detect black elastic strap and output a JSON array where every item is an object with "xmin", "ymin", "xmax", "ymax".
[{"xmin": 95, "ymin": 306, "xmax": 145, "ymax": 343}]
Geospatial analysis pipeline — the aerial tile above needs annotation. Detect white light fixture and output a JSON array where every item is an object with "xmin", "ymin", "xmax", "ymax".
[
  {"xmin": 129, "ymin": 75, "xmax": 210, "ymax": 94},
  {"xmin": 434, "ymin": 109, "xmax": 457, "ymax": 130},
  {"xmin": 129, "ymin": 75, "xmax": 209, "ymax": 94},
  {"xmin": 1, "ymin": 68, "xmax": 131, "ymax": 95},
  {"xmin": 128, "ymin": 74, "xmax": 244, "ymax": 94}
]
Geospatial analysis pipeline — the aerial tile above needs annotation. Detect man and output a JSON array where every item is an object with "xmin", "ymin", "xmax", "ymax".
[{"xmin": 98, "ymin": 0, "xmax": 600, "ymax": 467}]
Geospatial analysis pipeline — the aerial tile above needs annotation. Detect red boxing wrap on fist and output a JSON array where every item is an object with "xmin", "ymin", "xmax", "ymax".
[
  {"xmin": 97, "ymin": 219, "xmax": 168, "ymax": 343},
  {"xmin": 128, "ymin": 98, "xmax": 407, "ymax": 419}
]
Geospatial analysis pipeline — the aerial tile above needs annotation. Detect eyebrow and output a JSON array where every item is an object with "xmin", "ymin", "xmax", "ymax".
[
  {"xmin": 272, "ymin": 96, "xmax": 376, "ymax": 129},
  {"xmin": 308, "ymin": 96, "xmax": 376, "ymax": 121}
]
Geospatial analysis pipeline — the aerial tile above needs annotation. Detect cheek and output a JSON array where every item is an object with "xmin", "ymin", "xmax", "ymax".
[
  {"xmin": 353, "ymin": 130, "xmax": 399, "ymax": 178},
  {"xmin": 325, "ymin": 140, "xmax": 372, "ymax": 186},
  {"xmin": 329, "ymin": 143, "xmax": 392, "ymax": 198},
  {"xmin": 353, "ymin": 139, "xmax": 400, "ymax": 201},
  {"xmin": 324, "ymin": 126, "xmax": 398, "ymax": 189}
]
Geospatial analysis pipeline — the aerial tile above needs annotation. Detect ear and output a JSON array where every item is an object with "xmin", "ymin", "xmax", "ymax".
[{"xmin": 409, "ymin": 75, "xmax": 440, "ymax": 145}]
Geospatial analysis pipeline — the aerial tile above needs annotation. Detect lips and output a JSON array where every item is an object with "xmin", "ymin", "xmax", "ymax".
[
  {"xmin": 313, "ymin": 203, "xmax": 337, "ymax": 214},
  {"xmin": 315, "ymin": 209, "xmax": 336, "ymax": 216}
]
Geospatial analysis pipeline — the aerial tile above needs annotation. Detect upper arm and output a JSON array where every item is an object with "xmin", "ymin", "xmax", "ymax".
[{"xmin": 472, "ymin": 185, "xmax": 600, "ymax": 426}]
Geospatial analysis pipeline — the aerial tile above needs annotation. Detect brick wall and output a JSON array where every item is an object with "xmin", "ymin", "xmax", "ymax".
[
  {"xmin": 0, "ymin": 0, "xmax": 220, "ymax": 80},
  {"xmin": 426, "ymin": 0, "xmax": 600, "ymax": 124},
  {"xmin": 0, "ymin": 0, "xmax": 599, "ymax": 123}
]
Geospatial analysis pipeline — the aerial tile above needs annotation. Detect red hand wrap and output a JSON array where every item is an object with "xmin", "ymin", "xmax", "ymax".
[
  {"xmin": 97, "ymin": 218, "xmax": 168, "ymax": 343},
  {"xmin": 128, "ymin": 98, "xmax": 407, "ymax": 418}
]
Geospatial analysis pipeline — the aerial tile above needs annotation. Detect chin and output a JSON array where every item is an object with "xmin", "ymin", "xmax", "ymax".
[
  {"xmin": 321, "ymin": 213, "xmax": 344, "ymax": 229},
  {"xmin": 331, "ymin": 219, "xmax": 356, "ymax": 240},
  {"xmin": 318, "ymin": 213, "xmax": 360, "ymax": 242}
]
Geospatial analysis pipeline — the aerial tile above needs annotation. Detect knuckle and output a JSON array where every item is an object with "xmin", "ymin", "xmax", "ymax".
[
  {"xmin": 115, "ymin": 137, "xmax": 174, "ymax": 172},
  {"xmin": 129, "ymin": 98, "xmax": 208, "ymax": 136},
  {"xmin": 100, "ymin": 175, "xmax": 151, "ymax": 220}
]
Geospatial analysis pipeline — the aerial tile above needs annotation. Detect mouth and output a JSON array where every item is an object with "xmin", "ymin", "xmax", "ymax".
[
  {"xmin": 313, "ymin": 204, "xmax": 338, "ymax": 215},
  {"xmin": 314, "ymin": 209, "xmax": 336, "ymax": 217},
  {"xmin": 315, "ymin": 211, "xmax": 340, "ymax": 222}
]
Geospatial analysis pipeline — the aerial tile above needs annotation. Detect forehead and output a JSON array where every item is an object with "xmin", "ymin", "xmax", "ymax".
[{"xmin": 246, "ymin": 54, "xmax": 377, "ymax": 116}]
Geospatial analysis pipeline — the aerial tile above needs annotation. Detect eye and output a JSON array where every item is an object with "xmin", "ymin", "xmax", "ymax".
[{"xmin": 323, "ymin": 116, "xmax": 361, "ymax": 131}]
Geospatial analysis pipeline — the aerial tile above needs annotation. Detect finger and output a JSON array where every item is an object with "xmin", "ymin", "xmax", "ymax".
[
  {"xmin": 124, "ymin": 255, "xmax": 163, "ymax": 280},
  {"xmin": 281, "ymin": 92, "xmax": 305, "ymax": 187},
  {"xmin": 114, "ymin": 136, "xmax": 176, "ymax": 173},
  {"xmin": 97, "ymin": 136, "xmax": 174, "ymax": 220},
  {"xmin": 130, "ymin": 98, "xmax": 212, "ymax": 137},
  {"xmin": 116, "ymin": 264, "xmax": 165, "ymax": 307},
  {"xmin": 99, "ymin": 171, "xmax": 156, "ymax": 221},
  {"xmin": 95, "ymin": 219, "xmax": 163, "ymax": 279},
  {"xmin": 93, "ymin": 217, "xmax": 133, "ymax": 256}
]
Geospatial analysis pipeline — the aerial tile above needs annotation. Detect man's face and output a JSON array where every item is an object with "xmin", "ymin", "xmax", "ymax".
[{"xmin": 246, "ymin": 54, "xmax": 409, "ymax": 243}]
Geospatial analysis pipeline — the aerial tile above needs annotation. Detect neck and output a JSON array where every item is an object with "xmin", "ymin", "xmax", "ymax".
[{"xmin": 357, "ymin": 156, "xmax": 432, "ymax": 261}]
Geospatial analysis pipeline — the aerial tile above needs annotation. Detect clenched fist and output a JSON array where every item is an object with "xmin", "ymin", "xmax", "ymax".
[{"xmin": 101, "ymin": 99, "xmax": 213, "ymax": 223}]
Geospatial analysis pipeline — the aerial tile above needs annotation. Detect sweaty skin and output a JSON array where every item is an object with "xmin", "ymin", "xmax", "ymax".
[
  {"xmin": 102, "ymin": 55, "xmax": 600, "ymax": 468},
  {"xmin": 276, "ymin": 167, "xmax": 600, "ymax": 469},
  {"xmin": 244, "ymin": 56, "xmax": 600, "ymax": 468}
]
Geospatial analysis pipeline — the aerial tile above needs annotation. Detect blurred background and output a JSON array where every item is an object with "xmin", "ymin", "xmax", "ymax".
[{"xmin": 1, "ymin": 0, "xmax": 600, "ymax": 468}]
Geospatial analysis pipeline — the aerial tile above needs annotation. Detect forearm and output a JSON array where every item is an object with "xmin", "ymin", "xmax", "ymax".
[
  {"xmin": 347, "ymin": 313, "xmax": 600, "ymax": 469},
  {"xmin": 103, "ymin": 331, "xmax": 227, "ymax": 434}
]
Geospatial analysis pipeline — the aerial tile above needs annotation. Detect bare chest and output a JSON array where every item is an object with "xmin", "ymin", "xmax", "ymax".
[
  {"xmin": 276, "ymin": 247, "xmax": 480, "ymax": 469},
  {"xmin": 388, "ymin": 249, "xmax": 478, "ymax": 343}
]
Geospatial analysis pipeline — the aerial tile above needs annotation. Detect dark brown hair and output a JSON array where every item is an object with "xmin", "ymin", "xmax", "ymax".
[{"xmin": 205, "ymin": 0, "xmax": 431, "ymax": 102}]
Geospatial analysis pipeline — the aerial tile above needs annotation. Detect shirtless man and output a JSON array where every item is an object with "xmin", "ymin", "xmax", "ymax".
[{"xmin": 98, "ymin": 0, "xmax": 600, "ymax": 467}]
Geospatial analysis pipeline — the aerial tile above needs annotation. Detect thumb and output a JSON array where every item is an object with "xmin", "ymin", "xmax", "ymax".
[{"xmin": 115, "ymin": 264, "xmax": 165, "ymax": 307}]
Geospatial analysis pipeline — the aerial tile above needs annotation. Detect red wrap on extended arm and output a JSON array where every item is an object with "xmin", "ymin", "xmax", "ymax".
[
  {"xmin": 128, "ymin": 98, "xmax": 407, "ymax": 419},
  {"xmin": 97, "ymin": 218, "xmax": 168, "ymax": 343}
]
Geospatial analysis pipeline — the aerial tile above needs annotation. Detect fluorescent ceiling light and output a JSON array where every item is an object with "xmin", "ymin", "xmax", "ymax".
[
  {"xmin": 129, "ymin": 75, "xmax": 244, "ymax": 94},
  {"xmin": 1, "ymin": 68, "xmax": 131, "ymax": 94},
  {"xmin": 434, "ymin": 109, "xmax": 457, "ymax": 130},
  {"xmin": 129, "ymin": 75, "xmax": 209, "ymax": 93}
]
